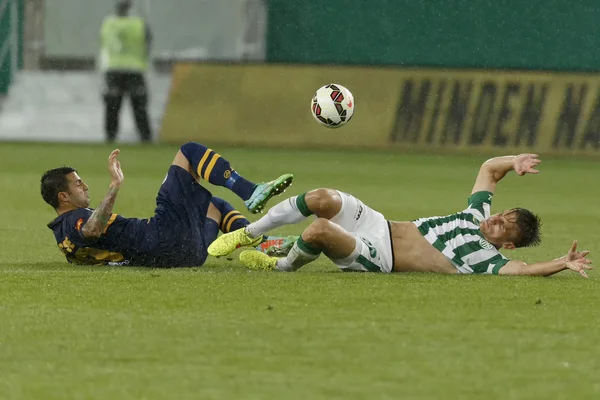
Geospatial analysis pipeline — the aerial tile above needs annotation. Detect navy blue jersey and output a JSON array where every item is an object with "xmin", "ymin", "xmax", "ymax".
[
  {"xmin": 47, "ymin": 166, "xmax": 213, "ymax": 267},
  {"xmin": 48, "ymin": 208, "xmax": 157, "ymax": 266}
]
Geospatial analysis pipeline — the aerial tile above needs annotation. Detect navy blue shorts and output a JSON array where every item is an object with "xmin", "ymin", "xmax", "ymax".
[{"xmin": 152, "ymin": 165, "xmax": 212, "ymax": 267}]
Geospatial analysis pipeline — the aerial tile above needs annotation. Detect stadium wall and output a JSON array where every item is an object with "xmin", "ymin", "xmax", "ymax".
[
  {"xmin": 160, "ymin": 63, "xmax": 600, "ymax": 156},
  {"xmin": 0, "ymin": 0, "xmax": 23, "ymax": 95},
  {"xmin": 43, "ymin": 0, "xmax": 260, "ymax": 63},
  {"xmin": 266, "ymin": 0, "xmax": 600, "ymax": 72}
]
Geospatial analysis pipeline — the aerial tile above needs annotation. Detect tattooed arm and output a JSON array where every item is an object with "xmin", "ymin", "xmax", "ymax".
[
  {"xmin": 81, "ymin": 186, "xmax": 120, "ymax": 238},
  {"xmin": 81, "ymin": 149, "xmax": 125, "ymax": 238}
]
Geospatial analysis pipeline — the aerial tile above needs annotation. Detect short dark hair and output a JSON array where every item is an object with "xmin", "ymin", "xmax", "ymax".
[
  {"xmin": 116, "ymin": 0, "xmax": 132, "ymax": 14},
  {"xmin": 41, "ymin": 167, "xmax": 77, "ymax": 209},
  {"xmin": 513, "ymin": 208, "xmax": 542, "ymax": 248}
]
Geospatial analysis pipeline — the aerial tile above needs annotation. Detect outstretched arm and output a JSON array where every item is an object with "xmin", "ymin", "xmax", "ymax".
[
  {"xmin": 81, "ymin": 149, "xmax": 124, "ymax": 238},
  {"xmin": 471, "ymin": 154, "xmax": 541, "ymax": 195},
  {"xmin": 498, "ymin": 241, "xmax": 592, "ymax": 278}
]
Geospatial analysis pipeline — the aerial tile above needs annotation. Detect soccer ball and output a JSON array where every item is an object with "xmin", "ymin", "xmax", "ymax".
[{"xmin": 310, "ymin": 84, "xmax": 355, "ymax": 128}]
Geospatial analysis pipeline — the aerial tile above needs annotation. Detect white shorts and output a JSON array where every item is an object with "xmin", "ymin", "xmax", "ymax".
[{"xmin": 329, "ymin": 191, "xmax": 394, "ymax": 273}]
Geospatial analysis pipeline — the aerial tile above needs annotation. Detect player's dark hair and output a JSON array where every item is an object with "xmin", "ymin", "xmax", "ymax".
[
  {"xmin": 513, "ymin": 208, "xmax": 542, "ymax": 248},
  {"xmin": 41, "ymin": 167, "xmax": 77, "ymax": 209}
]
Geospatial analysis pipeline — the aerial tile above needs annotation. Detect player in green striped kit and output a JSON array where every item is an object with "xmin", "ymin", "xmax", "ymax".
[{"xmin": 208, "ymin": 154, "xmax": 592, "ymax": 278}]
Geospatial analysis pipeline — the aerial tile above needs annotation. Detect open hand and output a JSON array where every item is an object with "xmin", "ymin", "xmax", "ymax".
[
  {"xmin": 513, "ymin": 154, "xmax": 541, "ymax": 176},
  {"xmin": 565, "ymin": 240, "xmax": 592, "ymax": 278},
  {"xmin": 108, "ymin": 149, "xmax": 124, "ymax": 188}
]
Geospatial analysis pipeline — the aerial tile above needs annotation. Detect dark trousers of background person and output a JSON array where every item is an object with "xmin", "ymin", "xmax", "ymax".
[{"xmin": 103, "ymin": 71, "xmax": 152, "ymax": 143}]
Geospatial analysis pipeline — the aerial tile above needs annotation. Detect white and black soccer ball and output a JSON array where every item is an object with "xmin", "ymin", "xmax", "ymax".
[{"xmin": 310, "ymin": 84, "xmax": 355, "ymax": 128}]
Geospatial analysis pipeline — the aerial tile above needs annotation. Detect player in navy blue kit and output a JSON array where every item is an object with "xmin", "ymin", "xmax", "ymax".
[{"xmin": 42, "ymin": 142, "xmax": 295, "ymax": 267}]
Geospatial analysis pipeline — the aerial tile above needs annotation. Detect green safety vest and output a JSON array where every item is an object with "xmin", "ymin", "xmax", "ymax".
[{"xmin": 100, "ymin": 16, "xmax": 148, "ymax": 72}]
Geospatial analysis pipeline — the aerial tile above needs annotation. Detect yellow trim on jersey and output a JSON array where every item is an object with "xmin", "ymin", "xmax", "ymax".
[
  {"xmin": 226, "ymin": 215, "xmax": 244, "ymax": 232},
  {"xmin": 203, "ymin": 153, "xmax": 221, "ymax": 181},
  {"xmin": 71, "ymin": 247, "xmax": 125, "ymax": 264},
  {"xmin": 102, "ymin": 213, "xmax": 118, "ymax": 234},
  {"xmin": 196, "ymin": 150, "xmax": 212, "ymax": 178}
]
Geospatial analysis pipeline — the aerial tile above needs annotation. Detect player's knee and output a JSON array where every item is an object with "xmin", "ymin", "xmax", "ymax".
[
  {"xmin": 305, "ymin": 189, "xmax": 341, "ymax": 218},
  {"xmin": 304, "ymin": 218, "xmax": 336, "ymax": 245},
  {"xmin": 180, "ymin": 142, "xmax": 195, "ymax": 156},
  {"xmin": 172, "ymin": 150, "xmax": 194, "ymax": 175},
  {"xmin": 180, "ymin": 142, "xmax": 202, "ymax": 163}
]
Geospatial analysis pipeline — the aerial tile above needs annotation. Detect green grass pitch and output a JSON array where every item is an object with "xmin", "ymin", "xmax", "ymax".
[{"xmin": 1, "ymin": 142, "xmax": 599, "ymax": 399}]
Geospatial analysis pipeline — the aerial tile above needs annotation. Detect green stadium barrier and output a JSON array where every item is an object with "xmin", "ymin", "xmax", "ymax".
[
  {"xmin": 160, "ymin": 63, "xmax": 600, "ymax": 156},
  {"xmin": 267, "ymin": 0, "xmax": 600, "ymax": 72},
  {"xmin": 0, "ymin": 0, "xmax": 12, "ymax": 95},
  {"xmin": 0, "ymin": 0, "xmax": 24, "ymax": 96}
]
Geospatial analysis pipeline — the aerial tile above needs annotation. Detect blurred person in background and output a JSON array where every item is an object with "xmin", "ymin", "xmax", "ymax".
[{"xmin": 100, "ymin": 0, "xmax": 152, "ymax": 143}]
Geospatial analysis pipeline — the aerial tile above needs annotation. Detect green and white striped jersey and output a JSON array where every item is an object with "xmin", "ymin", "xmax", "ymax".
[{"xmin": 412, "ymin": 191, "xmax": 509, "ymax": 274}]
